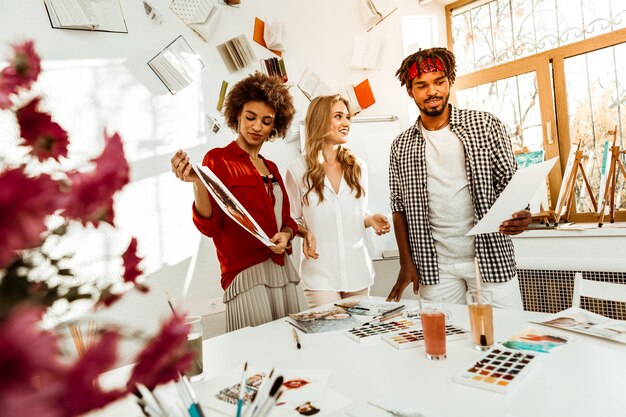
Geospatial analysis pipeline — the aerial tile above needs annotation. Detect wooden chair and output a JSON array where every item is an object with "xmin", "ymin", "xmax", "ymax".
[{"xmin": 572, "ymin": 272, "xmax": 626, "ymax": 308}]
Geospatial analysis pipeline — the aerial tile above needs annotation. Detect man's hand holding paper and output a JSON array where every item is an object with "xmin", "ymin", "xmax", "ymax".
[{"xmin": 466, "ymin": 157, "xmax": 558, "ymax": 236}]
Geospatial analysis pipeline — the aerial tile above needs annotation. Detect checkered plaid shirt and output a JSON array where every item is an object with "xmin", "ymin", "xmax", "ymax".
[{"xmin": 389, "ymin": 105, "xmax": 517, "ymax": 285}]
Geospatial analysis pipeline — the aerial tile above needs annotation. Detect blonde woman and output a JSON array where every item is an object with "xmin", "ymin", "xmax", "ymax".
[{"xmin": 285, "ymin": 95, "xmax": 390, "ymax": 308}]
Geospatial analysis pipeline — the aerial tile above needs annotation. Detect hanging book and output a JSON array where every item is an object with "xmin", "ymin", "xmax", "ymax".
[
  {"xmin": 216, "ymin": 80, "xmax": 228, "ymax": 112},
  {"xmin": 252, "ymin": 18, "xmax": 283, "ymax": 56},
  {"xmin": 356, "ymin": 0, "xmax": 398, "ymax": 31},
  {"xmin": 44, "ymin": 0, "xmax": 128, "ymax": 33},
  {"xmin": 297, "ymin": 67, "xmax": 331, "ymax": 102},
  {"xmin": 344, "ymin": 79, "xmax": 375, "ymax": 114},
  {"xmin": 217, "ymin": 34, "xmax": 256, "ymax": 72},
  {"xmin": 350, "ymin": 34, "xmax": 382, "ymax": 69},
  {"xmin": 147, "ymin": 36, "xmax": 204, "ymax": 95},
  {"xmin": 264, "ymin": 18, "xmax": 286, "ymax": 52},
  {"xmin": 260, "ymin": 57, "xmax": 288, "ymax": 83},
  {"xmin": 170, "ymin": 0, "xmax": 221, "ymax": 43}
]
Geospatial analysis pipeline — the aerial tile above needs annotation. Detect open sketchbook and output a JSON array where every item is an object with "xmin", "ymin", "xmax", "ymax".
[
  {"xmin": 532, "ymin": 307, "xmax": 626, "ymax": 344},
  {"xmin": 192, "ymin": 164, "xmax": 274, "ymax": 247},
  {"xmin": 44, "ymin": 0, "xmax": 127, "ymax": 33},
  {"xmin": 287, "ymin": 306, "xmax": 362, "ymax": 334}
]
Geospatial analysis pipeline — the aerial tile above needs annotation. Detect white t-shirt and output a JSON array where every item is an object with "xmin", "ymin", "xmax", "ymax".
[
  {"xmin": 285, "ymin": 155, "xmax": 374, "ymax": 291},
  {"xmin": 422, "ymin": 124, "xmax": 475, "ymax": 264}
]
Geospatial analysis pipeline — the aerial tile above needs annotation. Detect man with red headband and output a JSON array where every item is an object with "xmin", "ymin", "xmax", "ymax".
[{"xmin": 386, "ymin": 47, "xmax": 531, "ymax": 307}]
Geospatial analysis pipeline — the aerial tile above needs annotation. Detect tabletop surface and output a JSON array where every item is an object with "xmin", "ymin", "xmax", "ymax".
[{"xmin": 97, "ymin": 296, "xmax": 626, "ymax": 417}]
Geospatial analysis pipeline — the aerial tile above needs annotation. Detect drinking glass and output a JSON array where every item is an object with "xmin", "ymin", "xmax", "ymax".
[
  {"xmin": 184, "ymin": 316, "xmax": 204, "ymax": 382},
  {"xmin": 419, "ymin": 297, "xmax": 446, "ymax": 360},
  {"xmin": 466, "ymin": 290, "xmax": 494, "ymax": 351}
]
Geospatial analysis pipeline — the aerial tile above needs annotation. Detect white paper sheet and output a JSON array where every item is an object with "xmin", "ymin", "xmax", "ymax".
[{"xmin": 466, "ymin": 157, "xmax": 558, "ymax": 236}]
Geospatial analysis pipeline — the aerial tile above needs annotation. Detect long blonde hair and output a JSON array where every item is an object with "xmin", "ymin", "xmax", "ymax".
[{"xmin": 303, "ymin": 94, "xmax": 364, "ymax": 205}]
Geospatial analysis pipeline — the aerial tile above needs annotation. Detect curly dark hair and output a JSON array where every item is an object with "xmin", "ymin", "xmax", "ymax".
[
  {"xmin": 395, "ymin": 47, "xmax": 456, "ymax": 88},
  {"xmin": 223, "ymin": 72, "xmax": 295, "ymax": 138}
]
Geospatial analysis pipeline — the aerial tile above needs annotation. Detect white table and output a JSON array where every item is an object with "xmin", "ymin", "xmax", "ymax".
[{"xmin": 96, "ymin": 297, "xmax": 626, "ymax": 417}]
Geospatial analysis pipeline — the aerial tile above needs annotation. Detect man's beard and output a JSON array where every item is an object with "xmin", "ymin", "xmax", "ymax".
[{"xmin": 417, "ymin": 93, "xmax": 450, "ymax": 117}]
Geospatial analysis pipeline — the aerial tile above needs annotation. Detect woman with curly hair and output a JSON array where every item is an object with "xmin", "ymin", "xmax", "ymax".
[
  {"xmin": 171, "ymin": 73, "xmax": 306, "ymax": 331},
  {"xmin": 285, "ymin": 94, "xmax": 390, "ymax": 308}
]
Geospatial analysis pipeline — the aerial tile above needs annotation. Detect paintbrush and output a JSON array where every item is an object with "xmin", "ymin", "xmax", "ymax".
[
  {"xmin": 256, "ymin": 390, "xmax": 284, "ymax": 417},
  {"xmin": 334, "ymin": 303, "xmax": 370, "ymax": 311},
  {"xmin": 252, "ymin": 376, "xmax": 283, "ymax": 417},
  {"xmin": 179, "ymin": 374, "xmax": 206, "ymax": 417},
  {"xmin": 235, "ymin": 361, "xmax": 248, "ymax": 417},
  {"xmin": 474, "ymin": 257, "xmax": 488, "ymax": 347},
  {"xmin": 361, "ymin": 305, "xmax": 406, "ymax": 326},
  {"xmin": 243, "ymin": 369, "xmax": 274, "ymax": 417}
]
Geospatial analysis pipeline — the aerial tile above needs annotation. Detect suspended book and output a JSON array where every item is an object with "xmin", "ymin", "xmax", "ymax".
[
  {"xmin": 143, "ymin": 1, "xmax": 163, "ymax": 25},
  {"xmin": 252, "ymin": 17, "xmax": 282, "ymax": 56},
  {"xmin": 170, "ymin": 0, "xmax": 221, "ymax": 43},
  {"xmin": 297, "ymin": 67, "xmax": 331, "ymax": 102},
  {"xmin": 216, "ymin": 34, "xmax": 256, "ymax": 72},
  {"xmin": 344, "ymin": 79, "xmax": 375, "ymax": 114},
  {"xmin": 260, "ymin": 57, "xmax": 288, "ymax": 83},
  {"xmin": 264, "ymin": 18, "xmax": 286, "ymax": 51},
  {"xmin": 44, "ymin": 0, "xmax": 128, "ymax": 33},
  {"xmin": 356, "ymin": 0, "xmax": 398, "ymax": 31},
  {"xmin": 147, "ymin": 36, "xmax": 204, "ymax": 95},
  {"xmin": 351, "ymin": 34, "xmax": 382, "ymax": 70}
]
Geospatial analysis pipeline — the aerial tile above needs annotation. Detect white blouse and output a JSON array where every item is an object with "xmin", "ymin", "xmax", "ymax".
[{"xmin": 285, "ymin": 155, "xmax": 374, "ymax": 291}]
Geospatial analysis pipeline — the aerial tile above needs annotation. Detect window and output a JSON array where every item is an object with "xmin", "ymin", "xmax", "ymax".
[{"xmin": 447, "ymin": 0, "xmax": 626, "ymax": 221}]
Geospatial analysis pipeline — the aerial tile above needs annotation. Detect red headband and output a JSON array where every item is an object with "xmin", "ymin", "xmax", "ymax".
[{"xmin": 408, "ymin": 57, "xmax": 446, "ymax": 81}]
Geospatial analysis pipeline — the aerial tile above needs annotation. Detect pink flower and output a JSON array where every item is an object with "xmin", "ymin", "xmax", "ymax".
[
  {"xmin": 0, "ymin": 306, "xmax": 64, "ymax": 391},
  {"xmin": 0, "ymin": 307, "xmax": 67, "ymax": 417},
  {"xmin": 63, "ymin": 132, "xmax": 129, "ymax": 226},
  {"xmin": 122, "ymin": 238, "xmax": 142, "ymax": 283},
  {"xmin": 16, "ymin": 97, "xmax": 69, "ymax": 161},
  {"xmin": 0, "ymin": 169, "xmax": 67, "ymax": 268},
  {"xmin": 61, "ymin": 331, "xmax": 126, "ymax": 416},
  {"xmin": 127, "ymin": 315, "xmax": 193, "ymax": 391},
  {"xmin": 0, "ymin": 40, "xmax": 41, "ymax": 107}
]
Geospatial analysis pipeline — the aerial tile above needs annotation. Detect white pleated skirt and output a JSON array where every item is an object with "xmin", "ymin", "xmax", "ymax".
[{"xmin": 223, "ymin": 257, "xmax": 307, "ymax": 332}]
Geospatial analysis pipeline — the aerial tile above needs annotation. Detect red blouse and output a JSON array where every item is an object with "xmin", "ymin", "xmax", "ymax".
[{"xmin": 192, "ymin": 141, "xmax": 298, "ymax": 290}]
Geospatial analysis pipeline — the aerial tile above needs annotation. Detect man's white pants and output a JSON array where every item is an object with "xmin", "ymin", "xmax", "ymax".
[{"xmin": 418, "ymin": 261, "xmax": 523, "ymax": 309}]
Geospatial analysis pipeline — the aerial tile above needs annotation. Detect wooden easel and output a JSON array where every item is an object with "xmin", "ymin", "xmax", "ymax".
[
  {"xmin": 554, "ymin": 142, "xmax": 597, "ymax": 224},
  {"xmin": 598, "ymin": 127, "xmax": 626, "ymax": 227}
]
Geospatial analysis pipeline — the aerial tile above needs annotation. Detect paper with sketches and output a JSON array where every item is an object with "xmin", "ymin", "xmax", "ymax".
[
  {"xmin": 196, "ymin": 366, "xmax": 331, "ymax": 416},
  {"xmin": 192, "ymin": 164, "xmax": 274, "ymax": 246},
  {"xmin": 466, "ymin": 157, "xmax": 558, "ymax": 235},
  {"xmin": 532, "ymin": 307, "xmax": 626, "ymax": 344},
  {"xmin": 502, "ymin": 326, "xmax": 572, "ymax": 353}
]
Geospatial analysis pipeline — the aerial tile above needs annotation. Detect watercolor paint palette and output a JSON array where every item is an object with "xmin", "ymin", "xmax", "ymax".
[
  {"xmin": 383, "ymin": 324, "xmax": 469, "ymax": 350},
  {"xmin": 454, "ymin": 345, "xmax": 541, "ymax": 394},
  {"xmin": 345, "ymin": 319, "xmax": 420, "ymax": 343}
]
